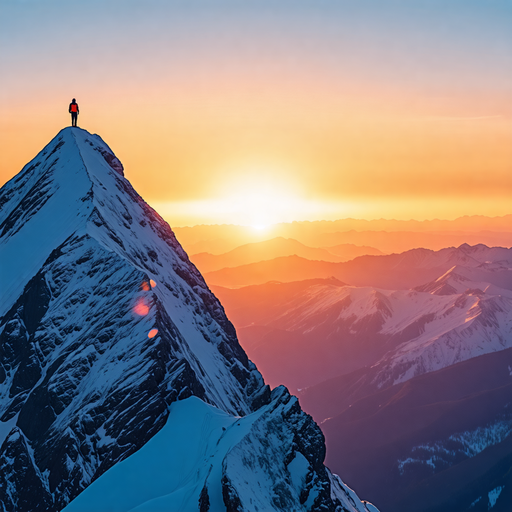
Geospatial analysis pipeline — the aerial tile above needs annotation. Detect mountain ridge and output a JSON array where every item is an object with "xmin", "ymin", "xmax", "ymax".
[
  {"xmin": 203, "ymin": 243, "xmax": 512, "ymax": 289},
  {"xmin": 189, "ymin": 236, "xmax": 384, "ymax": 273}
]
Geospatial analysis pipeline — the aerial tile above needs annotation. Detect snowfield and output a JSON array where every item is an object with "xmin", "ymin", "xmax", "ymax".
[{"xmin": 64, "ymin": 392, "xmax": 376, "ymax": 512}]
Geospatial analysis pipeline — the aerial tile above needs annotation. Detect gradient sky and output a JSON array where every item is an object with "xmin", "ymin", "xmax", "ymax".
[{"xmin": 1, "ymin": 0, "xmax": 511, "ymax": 226}]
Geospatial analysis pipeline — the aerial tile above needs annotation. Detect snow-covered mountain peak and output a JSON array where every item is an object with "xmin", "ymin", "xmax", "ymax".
[
  {"xmin": 0, "ymin": 127, "xmax": 150, "ymax": 317},
  {"xmin": 0, "ymin": 127, "xmax": 268, "ymax": 510},
  {"xmin": 0, "ymin": 127, "xmax": 377, "ymax": 512},
  {"xmin": 1, "ymin": 126, "xmax": 267, "ymax": 417},
  {"xmin": 390, "ymin": 244, "xmax": 512, "ymax": 274},
  {"xmin": 416, "ymin": 260, "xmax": 512, "ymax": 297}
]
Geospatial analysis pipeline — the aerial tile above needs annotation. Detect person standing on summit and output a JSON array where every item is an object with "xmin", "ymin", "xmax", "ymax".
[{"xmin": 69, "ymin": 98, "xmax": 79, "ymax": 127}]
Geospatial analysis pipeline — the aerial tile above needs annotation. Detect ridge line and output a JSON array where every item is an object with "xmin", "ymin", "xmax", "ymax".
[{"xmin": 70, "ymin": 128, "xmax": 94, "ymax": 185}]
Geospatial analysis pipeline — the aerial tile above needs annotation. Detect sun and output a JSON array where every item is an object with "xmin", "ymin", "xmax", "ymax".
[
  {"xmin": 216, "ymin": 167, "xmax": 305, "ymax": 226},
  {"xmin": 251, "ymin": 224, "xmax": 269, "ymax": 231}
]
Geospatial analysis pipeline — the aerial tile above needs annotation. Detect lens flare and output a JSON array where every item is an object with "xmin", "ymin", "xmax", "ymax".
[
  {"xmin": 150, "ymin": 279, "xmax": 157, "ymax": 288},
  {"xmin": 148, "ymin": 328, "xmax": 158, "ymax": 338},
  {"xmin": 141, "ymin": 281, "xmax": 151, "ymax": 291},
  {"xmin": 133, "ymin": 299, "xmax": 150, "ymax": 316}
]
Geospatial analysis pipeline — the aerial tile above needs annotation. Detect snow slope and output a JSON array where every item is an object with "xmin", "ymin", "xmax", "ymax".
[
  {"xmin": 280, "ymin": 281, "xmax": 512, "ymax": 387},
  {"xmin": 63, "ymin": 396, "xmax": 265, "ymax": 512},
  {"xmin": 214, "ymin": 256, "xmax": 512, "ymax": 390},
  {"xmin": 64, "ymin": 390, "xmax": 377, "ymax": 512}
]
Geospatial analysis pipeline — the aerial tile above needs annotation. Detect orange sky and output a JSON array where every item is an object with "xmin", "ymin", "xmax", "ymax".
[{"xmin": 1, "ymin": 1, "xmax": 511, "ymax": 226}]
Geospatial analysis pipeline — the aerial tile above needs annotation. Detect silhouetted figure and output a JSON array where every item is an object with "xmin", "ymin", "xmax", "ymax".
[{"xmin": 69, "ymin": 98, "xmax": 79, "ymax": 127}]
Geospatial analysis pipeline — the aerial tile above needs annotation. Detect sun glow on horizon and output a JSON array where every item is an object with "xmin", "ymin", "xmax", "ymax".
[
  {"xmin": 251, "ymin": 224, "xmax": 270, "ymax": 231},
  {"xmin": 152, "ymin": 166, "xmax": 354, "ymax": 227},
  {"xmin": 151, "ymin": 193, "xmax": 512, "ymax": 229}
]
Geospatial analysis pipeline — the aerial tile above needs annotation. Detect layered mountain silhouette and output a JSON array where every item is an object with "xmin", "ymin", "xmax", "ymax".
[
  {"xmin": 189, "ymin": 237, "xmax": 383, "ymax": 273},
  {"xmin": 174, "ymin": 218, "xmax": 512, "ymax": 257},
  {"xmin": 0, "ymin": 128, "xmax": 377, "ymax": 512},
  {"xmin": 203, "ymin": 243, "xmax": 512, "ymax": 289}
]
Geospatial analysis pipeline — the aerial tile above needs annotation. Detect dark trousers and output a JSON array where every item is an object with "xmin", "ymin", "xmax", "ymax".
[{"xmin": 71, "ymin": 112, "xmax": 78, "ymax": 127}]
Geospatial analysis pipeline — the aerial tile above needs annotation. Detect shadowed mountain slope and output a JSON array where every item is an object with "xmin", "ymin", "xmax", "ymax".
[{"xmin": 305, "ymin": 348, "xmax": 512, "ymax": 512}]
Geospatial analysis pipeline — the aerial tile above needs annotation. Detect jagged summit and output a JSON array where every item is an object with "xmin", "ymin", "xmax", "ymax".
[
  {"xmin": 0, "ymin": 128, "xmax": 377, "ymax": 512},
  {"xmin": 1, "ymin": 127, "xmax": 126, "ymax": 314},
  {"xmin": 2, "ymin": 127, "xmax": 159, "ymax": 314}
]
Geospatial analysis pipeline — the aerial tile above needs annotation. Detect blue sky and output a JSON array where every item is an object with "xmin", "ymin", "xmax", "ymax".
[{"xmin": 1, "ymin": 0, "xmax": 511, "ymax": 224}]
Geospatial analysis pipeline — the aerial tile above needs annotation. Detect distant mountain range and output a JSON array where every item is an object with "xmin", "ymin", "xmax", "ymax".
[
  {"xmin": 213, "ymin": 245, "xmax": 512, "ymax": 390},
  {"xmin": 213, "ymin": 243, "xmax": 512, "ymax": 512},
  {"xmin": 190, "ymin": 236, "xmax": 383, "ymax": 273},
  {"xmin": 174, "ymin": 216, "xmax": 512, "ymax": 256},
  {"xmin": 303, "ymin": 230, "xmax": 512, "ymax": 255},
  {"xmin": 205, "ymin": 243, "xmax": 512, "ymax": 289}
]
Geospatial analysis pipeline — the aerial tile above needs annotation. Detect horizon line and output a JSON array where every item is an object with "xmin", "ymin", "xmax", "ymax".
[{"xmin": 169, "ymin": 212, "xmax": 512, "ymax": 229}]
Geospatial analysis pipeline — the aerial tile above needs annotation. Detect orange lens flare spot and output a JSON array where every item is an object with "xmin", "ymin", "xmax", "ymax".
[
  {"xmin": 150, "ymin": 279, "xmax": 157, "ymax": 288},
  {"xmin": 148, "ymin": 328, "xmax": 159, "ymax": 338},
  {"xmin": 141, "ymin": 281, "xmax": 151, "ymax": 291},
  {"xmin": 133, "ymin": 299, "xmax": 150, "ymax": 316}
]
